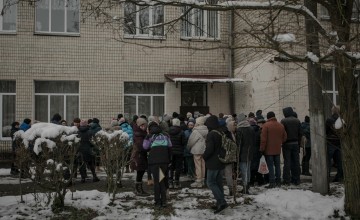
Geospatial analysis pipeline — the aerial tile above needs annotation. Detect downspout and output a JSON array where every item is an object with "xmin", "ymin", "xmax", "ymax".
[{"xmin": 228, "ymin": 9, "xmax": 235, "ymax": 114}]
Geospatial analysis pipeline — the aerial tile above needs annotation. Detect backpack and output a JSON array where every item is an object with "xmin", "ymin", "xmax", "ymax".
[{"xmin": 213, "ymin": 130, "xmax": 238, "ymax": 163}]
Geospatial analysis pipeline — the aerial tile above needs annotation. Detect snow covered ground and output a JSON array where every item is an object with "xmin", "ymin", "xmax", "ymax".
[{"xmin": 0, "ymin": 170, "xmax": 347, "ymax": 220}]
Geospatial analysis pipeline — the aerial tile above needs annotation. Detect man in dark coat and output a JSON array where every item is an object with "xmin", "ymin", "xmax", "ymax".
[
  {"xmin": 168, "ymin": 118, "xmax": 186, "ymax": 188},
  {"xmin": 10, "ymin": 121, "xmax": 20, "ymax": 175},
  {"xmin": 301, "ymin": 116, "xmax": 311, "ymax": 176},
  {"xmin": 203, "ymin": 115, "xmax": 228, "ymax": 214},
  {"xmin": 78, "ymin": 120, "xmax": 99, "ymax": 183},
  {"xmin": 281, "ymin": 107, "xmax": 302, "ymax": 185},
  {"xmin": 326, "ymin": 106, "xmax": 343, "ymax": 182},
  {"xmin": 236, "ymin": 113, "xmax": 256, "ymax": 194}
]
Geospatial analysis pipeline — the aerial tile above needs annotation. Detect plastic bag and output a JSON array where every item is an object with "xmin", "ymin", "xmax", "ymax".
[{"xmin": 258, "ymin": 155, "xmax": 269, "ymax": 174}]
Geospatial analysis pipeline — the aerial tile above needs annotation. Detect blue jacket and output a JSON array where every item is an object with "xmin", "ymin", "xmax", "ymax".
[
  {"xmin": 120, "ymin": 121, "xmax": 134, "ymax": 146},
  {"xmin": 19, "ymin": 123, "xmax": 31, "ymax": 132}
]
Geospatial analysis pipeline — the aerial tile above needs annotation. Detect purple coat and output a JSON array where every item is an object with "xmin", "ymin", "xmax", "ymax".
[{"xmin": 130, "ymin": 125, "xmax": 148, "ymax": 171}]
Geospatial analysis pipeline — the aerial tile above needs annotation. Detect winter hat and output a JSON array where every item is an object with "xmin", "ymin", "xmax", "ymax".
[
  {"xmin": 186, "ymin": 112, "xmax": 193, "ymax": 118},
  {"xmin": 80, "ymin": 120, "xmax": 88, "ymax": 127},
  {"xmin": 225, "ymin": 117, "xmax": 234, "ymax": 125},
  {"xmin": 248, "ymin": 112, "xmax": 255, "ymax": 118},
  {"xmin": 267, "ymin": 111, "xmax": 275, "ymax": 119},
  {"xmin": 92, "ymin": 118, "xmax": 100, "ymax": 124},
  {"xmin": 172, "ymin": 112, "xmax": 179, "ymax": 119},
  {"xmin": 136, "ymin": 118, "xmax": 148, "ymax": 127},
  {"xmin": 23, "ymin": 118, "xmax": 31, "ymax": 124},
  {"xmin": 188, "ymin": 117, "xmax": 195, "ymax": 124},
  {"xmin": 237, "ymin": 113, "xmax": 246, "ymax": 123},
  {"xmin": 248, "ymin": 118, "xmax": 257, "ymax": 126},
  {"xmin": 187, "ymin": 121, "xmax": 195, "ymax": 126},
  {"xmin": 195, "ymin": 116, "xmax": 206, "ymax": 126},
  {"xmin": 119, "ymin": 117, "xmax": 126, "ymax": 123},
  {"xmin": 172, "ymin": 118, "xmax": 181, "ymax": 126},
  {"xmin": 73, "ymin": 117, "xmax": 81, "ymax": 123},
  {"xmin": 162, "ymin": 114, "xmax": 172, "ymax": 122}
]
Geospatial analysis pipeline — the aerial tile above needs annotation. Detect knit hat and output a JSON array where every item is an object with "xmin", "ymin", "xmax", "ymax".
[
  {"xmin": 80, "ymin": 120, "xmax": 88, "ymax": 127},
  {"xmin": 186, "ymin": 112, "xmax": 192, "ymax": 118},
  {"xmin": 136, "ymin": 118, "xmax": 148, "ymax": 127},
  {"xmin": 172, "ymin": 118, "xmax": 180, "ymax": 126},
  {"xmin": 237, "ymin": 113, "xmax": 246, "ymax": 122},
  {"xmin": 92, "ymin": 118, "xmax": 100, "ymax": 124},
  {"xmin": 195, "ymin": 116, "xmax": 206, "ymax": 126},
  {"xmin": 111, "ymin": 120, "xmax": 119, "ymax": 127}
]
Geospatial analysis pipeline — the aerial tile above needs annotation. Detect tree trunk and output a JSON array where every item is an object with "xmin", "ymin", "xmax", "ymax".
[
  {"xmin": 304, "ymin": 0, "xmax": 329, "ymax": 194},
  {"xmin": 335, "ymin": 55, "xmax": 360, "ymax": 218}
]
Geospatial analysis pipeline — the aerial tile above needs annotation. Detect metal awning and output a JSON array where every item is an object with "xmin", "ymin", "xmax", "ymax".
[{"xmin": 165, "ymin": 74, "xmax": 244, "ymax": 83}]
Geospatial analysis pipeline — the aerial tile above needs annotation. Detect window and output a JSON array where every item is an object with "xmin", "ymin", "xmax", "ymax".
[
  {"xmin": 35, "ymin": 81, "xmax": 79, "ymax": 123},
  {"xmin": 35, "ymin": 0, "xmax": 80, "ymax": 34},
  {"xmin": 181, "ymin": 0, "xmax": 219, "ymax": 39},
  {"xmin": 320, "ymin": 1, "xmax": 360, "ymax": 21},
  {"xmin": 0, "ymin": 0, "xmax": 17, "ymax": 32},
  {"xmin": 321, "ymin": 67, "xmax": 339, "ymax": 116},
  {"xmin": 124, "ymin": 2, "xmax": 164, "ymax": 37},
  {"xmin": 124, "ymin": 82, "xmax": 164, "ymax": 119},
  {"xmin": 181, "ymin": 83, "xmax": 207, "ymax": 106},
  {"xmin": 0, "ymin": 81, "xmax": 15, "ymax": 139}
]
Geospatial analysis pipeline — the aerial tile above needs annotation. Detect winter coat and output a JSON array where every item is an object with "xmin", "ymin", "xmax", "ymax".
[
  {"xmin": 281, "ymin": 107, "xmax": 302, "ymax": 145},
  {"xmin": 168, "ymin": 125, "xmax": 186, "ymax": 156},
  {"xmin": 130, "ymin": 125, "xmax": 148, "ymax": 171},
  {"xmin": 19, "ymin": 123, "xmax": 30, "ymax": 132},
  {"xmin": 120, "ymin": 121, "xmax": 134, "ymax": 146},
  {"xmin": 143, "ymin": 124, "xmax": 172, "ymax": 165},
  {"xmin": 78, "ymin": 125, "xmax": 95, "ymax": 162},
  {"xmin": 260, "ymin": 117, "xmax": 287, "ymax": 155},
  {"xmin": 187, "ymin": 125, "xmax": 208, "ymax": 155},
  {"xmin": 184, "ymin": 129, "xmax": 193, "ymax": 157},
  {"xmin": 203, "ymin": 115, "xmax": 225, "ymax": 170},
  {"xmin": 301, "ymin": 122, "xmax": 311, "ymax": 148},
  {"xmin": 325, "ymin": 114, "xmax": 341, "ymax": 147},
  {"xmin": 250, "ymin": 124, "xmax": 262, "ymax": 171},
  {"xmin": 236, "ymin": 120, "xmax": 256, "ymax": 163},
  {"xmin": 89, "ymin": 122, "xmax": 102, "ymax": 136}
]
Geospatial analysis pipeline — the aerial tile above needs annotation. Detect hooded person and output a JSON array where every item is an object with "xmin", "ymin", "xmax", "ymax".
[
  {"xmin": 236, "ymin": 113, "xmax": 256, "ymax": 194},
  {"xmin": 77, "ymin": 120, "xmax": 100, "ymax": 183},
  {"xmin": 20, "ymin": 118, "xmax": 31, "ymax": 132},
  {"xmin": 168, "ymin": 118, "xmax": 186, "ymax": 189},
  {"xmin": 203, "ymin": 115, "xmax": 228, "ymax": 214},
  {"xmin": 143, "ymin": 121, "xmax": 172, "ymax": 208},
  {"xmin": 51, "ymin": 113, "xmax": 62, "ymax": 125},
  {"xmin": 281, "ymin": 107, "xmax": 302, "ymax": 185}
]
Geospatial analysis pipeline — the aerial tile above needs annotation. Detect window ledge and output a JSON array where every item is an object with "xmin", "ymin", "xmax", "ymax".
[
  {"xmin": 0, "ymin": 137, "xmax": 11, "ymax": 141},
  {"xmin": 0, "ymin": 31, "xmax": 16, "ymax": 35},
  {"xmin": 180, "ymin": 37, "xmax": 220, "ymax": 42},
  {"xmin": 34, "ymin": 32, "xmax": 80, "ymax": 37},
  {"xmin": 124, "ymin": 34, "xmax": 166, "ymax": 40}
]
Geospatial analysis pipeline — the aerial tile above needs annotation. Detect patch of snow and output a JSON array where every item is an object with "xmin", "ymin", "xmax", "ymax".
[
  {"xmin": 273, "ymin": 34, "xmax": 296, "ymax": 43},
  {"xmin": 306, "ymin": 52, "xmax": 319, "ymax": 63}
]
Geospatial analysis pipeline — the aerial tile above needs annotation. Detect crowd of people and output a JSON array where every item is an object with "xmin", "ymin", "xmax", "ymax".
[{"xmin": 8, "ymin": 106, "xmax": 344, "ymax": 214}]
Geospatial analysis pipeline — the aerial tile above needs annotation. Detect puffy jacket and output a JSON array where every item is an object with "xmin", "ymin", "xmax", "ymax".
[
  {"xmin": 168, "ymin": 125, "xmax": 186, "ymax": 155},
  {"xmin": 130, "ymin": 125, "xmax": 148, "ymax": 171},
  {"xmin": 143, "ymin": 124, "xmax": 172, "ymax": 165},
  {"xmin": 203, "ymin": 115, "xmax": 225, "ymax": 170},
  {"xmin": 187, "ymin": 125, "xmax": 208, "ymax": 155},
  {"xmin": 78, "ymin": 126, "xmax": 95, "ymax": 162},
  {"xmin": 120, "ymin": 121, "xmax": 134, "ymax": 146},
  {"xmin": 281, "ymin": 107, "xmax": 302, "ymax": 145}
]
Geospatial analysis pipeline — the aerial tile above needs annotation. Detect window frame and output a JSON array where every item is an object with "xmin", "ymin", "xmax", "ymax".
[
  {"xmin": 124, "ymin": 3, "xmax": 165, "ymax": 39},
  {"xmin": 123, "ymin": 82, "xmax": 165, "ymax": 118},
  {"xmin": 181, "ymin": 4, "xmax": 220, "ymax": 40},
  {"xmin": 34, "ymin": 81, "xmax": 80, "ymax": 123},
  {"xmin": 34, "ymin": 0, "xmax": 80, "ymax": 36},
  {"xmin": 0, "ymin": 0, "xmax": 17, "ymax": 34},
  {"xmin": 321, "ymin": 67, "xmax": 338, "ymax": 106},
  {"xmin": 0, "ymin": 80, "xmax": 16, "ymax": 140},
  {"xmin": 320, "ymin": 1, "xmax": 360, "ymax": 21}
]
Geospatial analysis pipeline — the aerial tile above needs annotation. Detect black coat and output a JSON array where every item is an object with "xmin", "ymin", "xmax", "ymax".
[
  {"xmin": 78, "ymin": 126, "xmax": 95, "ymax": 162},
  {"xmin": 203, "ymin": 115, "xmax": 225, "ymax": 170},
  {"xmin": 168, "ymin": 126, "xmax": 186, "ymax": 155},
  {"xmin": 236, "ymin": 125, "xmax": 256, "ymax": 163},
  {"xmin": 281, "ymin": 107, "xmax": 302, "ymax": 145}
]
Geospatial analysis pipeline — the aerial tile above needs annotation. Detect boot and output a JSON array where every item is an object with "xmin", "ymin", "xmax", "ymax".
[
  {"xmin": 93, "ymin": 176, "xmax": 100, "ymax": 182},
  {"xmin": 135, "ymin": 182, "xmax": 149, "ymax": 196},
  {"xmin": 174, "ymin": 180, "xmax": 181, "ymax": 189}
]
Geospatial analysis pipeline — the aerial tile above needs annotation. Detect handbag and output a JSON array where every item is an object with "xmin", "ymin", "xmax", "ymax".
[{"xmin": 258, "ymin": 155, "xmax": 269, "ymax": 174}]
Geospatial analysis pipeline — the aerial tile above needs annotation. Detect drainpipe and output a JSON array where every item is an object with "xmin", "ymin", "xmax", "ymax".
[{"xmin": 228, "ymin": 9, "xmax": 235, "ymax": 114}]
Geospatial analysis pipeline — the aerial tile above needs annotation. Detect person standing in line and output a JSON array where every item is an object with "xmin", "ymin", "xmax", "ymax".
[
  {"xmin": 143, "ymin": 121, "xmax": 172, "ymax": 208},
  {"xmin": 281, "ymin": 107, "xmax": 302, "ymax": 185},
  {"xmin": 203, "ymin": 115, "xmax": 228, "ymax": 214},
  {"xmin": 187, "ymin": 116, "xmax": 208, "ymax": 188},
  {"xmin": 184, "ymin": 119, "xmax": 196, "ymax": 180},
  {"xmin": 223, "ymin": 118, "xmax": 237, "ymax": 196},
  {"xmin": 77, "ymin": 120, "xmax": 100, "ymax": 183},
  {"xmin": 10, "ymin": 121, "xmax": 20, "ymax": 175},
  {"xmin": 301, "ymin": 116, "xmax": 312, "ymax": 176},
  {"xmin": 130, "ymin": 118, "xmax": 150, "ymax": 196},
  {"xmin": 249, "ymin": 118, "xmax": 265, "ymax": 186},
  {"xmin": 236, "ymin": 113, "xmax": 256, "ymax": 194},
  {"xmin": 326, "ymin": 106, "xmax": 343, "ymax": 182},
  {"xmin": 168, "ymin": 118, "xmax": 186, "ymax": 189},
  {"xmin": 20, "ymin": 118, "xmax": 31, "ymax": 132},
  {"xmin": 260, "ymin": 112, "xmax": 287, "ymax": 188}
]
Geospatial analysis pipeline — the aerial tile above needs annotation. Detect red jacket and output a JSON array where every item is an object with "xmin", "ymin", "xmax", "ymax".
[{"xmin": 260, "ymin": 117, "xmax": 287, "ymax": 155}]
